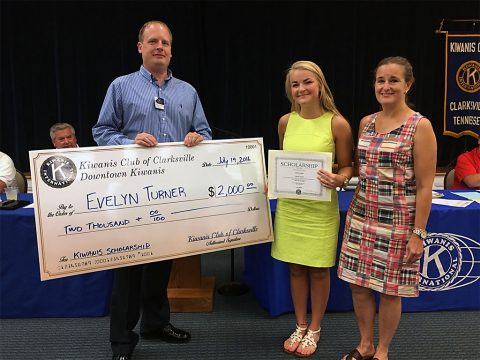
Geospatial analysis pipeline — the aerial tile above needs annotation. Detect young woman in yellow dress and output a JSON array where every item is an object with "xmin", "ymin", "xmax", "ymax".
[{"xmin": 271, "ymin": 60, "xmax": 353, "ymax": 358}]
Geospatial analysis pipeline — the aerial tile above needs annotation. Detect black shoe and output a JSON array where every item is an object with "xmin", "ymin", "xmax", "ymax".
[
  {"xmin": 111, "ymin": 332, "xmax": 138, "ymax": 360},
  {"xmin": 141, "ymin": 323, "xmax": 191, "ymax": 343},
  {"xmin": 112, "ymin": 355, "xmax": 130, "ymax": 360}
]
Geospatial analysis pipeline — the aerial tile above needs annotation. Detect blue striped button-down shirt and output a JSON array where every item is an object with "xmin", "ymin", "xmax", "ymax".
[{"xmin": 93, "ymin": 66, "xmax": 212, "ymax": 145}]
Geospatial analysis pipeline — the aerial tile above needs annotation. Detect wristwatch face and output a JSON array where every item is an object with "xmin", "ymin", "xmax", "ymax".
[
  {"xmin": 413, "ymin": 228, "xmax": 427, "ymax": 239},
  {"xmin": 343, "ymin": 178, "xmax": 349, "ymax": 188}
]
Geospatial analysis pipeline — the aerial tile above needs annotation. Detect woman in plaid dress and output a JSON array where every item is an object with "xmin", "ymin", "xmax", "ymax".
[{"xmin": 337, "ymin": 57, "xmax": 437, "ymax": 360}]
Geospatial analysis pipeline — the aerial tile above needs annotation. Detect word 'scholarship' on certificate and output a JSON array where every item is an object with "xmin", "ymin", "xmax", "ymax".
[{"xmin": 268, "ymin": 150, "xmax": 332, "ymax": 201}]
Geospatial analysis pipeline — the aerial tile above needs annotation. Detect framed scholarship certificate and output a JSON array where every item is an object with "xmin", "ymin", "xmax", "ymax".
[{"xmin": 268, "ymin": 150, "xmax": 332, "ymax": 201}]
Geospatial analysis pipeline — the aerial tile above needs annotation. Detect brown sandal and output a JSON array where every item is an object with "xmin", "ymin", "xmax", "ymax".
[{"xmin": 344, "ymin": 348, "xmax": 374, "ymax": 360}]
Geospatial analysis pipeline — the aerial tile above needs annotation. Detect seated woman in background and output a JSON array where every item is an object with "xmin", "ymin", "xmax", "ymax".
[
  {"xmin": 452, "ymin": 134, "xmax": 480, "ymax": 190},
  {"xmin": 0, "ymin": 151, "xmax": 17, "ymax": 193}
]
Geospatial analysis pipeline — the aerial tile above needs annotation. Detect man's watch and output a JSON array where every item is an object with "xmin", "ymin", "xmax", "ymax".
[{"xmin": 413, "ymin": 228, "xmax": 427, "ymax": 240}]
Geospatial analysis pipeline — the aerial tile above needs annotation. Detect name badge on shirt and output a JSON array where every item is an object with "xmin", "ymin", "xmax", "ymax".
[{"xmin": 154, "ymin": 97, "xmax": 165, "ymax": 110}]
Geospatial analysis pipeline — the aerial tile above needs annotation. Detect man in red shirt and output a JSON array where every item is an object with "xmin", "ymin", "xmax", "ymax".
[{"xmin": 452, "ymin": 134, "xmax": 480, "ymax": 190}]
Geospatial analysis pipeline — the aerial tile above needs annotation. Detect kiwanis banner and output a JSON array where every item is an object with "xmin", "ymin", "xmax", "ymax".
[
  {"xmin": 29, "ymin": 138, "xmax": 273, "ymax": 280},
  {"xmin": 443, "ymin": 33, "xmax": 480, "ymax": 138}
]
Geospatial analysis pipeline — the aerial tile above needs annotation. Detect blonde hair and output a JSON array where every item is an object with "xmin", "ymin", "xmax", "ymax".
[
  {"xmin": 284, "ymin": 60, "xmax": 340, "ymax": 115},
  {"xmin": 138, "ymin": 20, "xmax": 173, "ymax": 43}
]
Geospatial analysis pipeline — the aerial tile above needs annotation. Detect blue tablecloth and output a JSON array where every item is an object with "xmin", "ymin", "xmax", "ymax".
[
  {"xmin": 0, "ymin": 194, "xmax": 113, "ymax": 318},
  {"xmin": 244, "ymin": 190, "xmax": 480, "ymax": 316}
]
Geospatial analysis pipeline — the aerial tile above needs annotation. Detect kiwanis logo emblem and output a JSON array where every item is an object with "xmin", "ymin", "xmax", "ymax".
[
  {"xmin": 419, "ymin": 233, "xmax": 480, "ymax": 291},
  {"xmin": 456, "ymin": 60, "xmax": 480, "ymax": 93},
  {"xmin": 40, "ymin": 156, "xmax": 77, "ymax": 188}
]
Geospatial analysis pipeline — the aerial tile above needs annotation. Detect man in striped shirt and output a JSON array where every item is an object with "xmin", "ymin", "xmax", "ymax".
[{"xmin": 93, "ymin": 20, "xmax": 212, "ymax": 360}]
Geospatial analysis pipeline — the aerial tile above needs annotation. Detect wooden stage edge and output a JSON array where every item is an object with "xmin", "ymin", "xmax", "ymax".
[
  {"xmin": 167, "ymin": 255, "xmax": 215, "ymax": 313},
  {"xmin": 167, "ymin": 276, "xmax": 215, "ymax": 313}
]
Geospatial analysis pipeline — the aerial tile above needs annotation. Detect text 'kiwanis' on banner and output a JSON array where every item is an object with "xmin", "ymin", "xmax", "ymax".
[{"xmin": 443, "ymin": 33, "xmax": 480, "ymax": 138}]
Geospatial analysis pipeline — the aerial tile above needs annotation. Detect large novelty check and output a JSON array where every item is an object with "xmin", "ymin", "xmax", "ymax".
[{"xmin": 29, "ymin": 138, "xmax": 273, "ymax": 280}]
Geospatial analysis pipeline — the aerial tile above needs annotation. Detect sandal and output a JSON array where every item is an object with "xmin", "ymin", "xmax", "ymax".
[
  {"xmin": 342, "ymin": 348, "xmax": 374, "ymax": 360},
  {"xmin": 283, "ymin": 324, "xmax": 307, "ymax": 354},
  {"xmin": 294, "ymin": 327, "xmax": 320, "ymax": 358}
]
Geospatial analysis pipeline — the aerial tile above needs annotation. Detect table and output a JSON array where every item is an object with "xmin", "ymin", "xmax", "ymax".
[
  {"xmin": 244, "ymin": 190, "xmax": 480, "ymax": 316},
  {"xmin": 0, "ymin": 194, "xmax": 114, "ymax": 318},
  {"xmin": 0, "ymin": 194, "xmax": 214, "ymax": 317}
]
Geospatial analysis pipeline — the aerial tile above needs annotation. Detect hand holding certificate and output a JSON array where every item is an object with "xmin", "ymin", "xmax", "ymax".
[{"xmin": 268, "ymin": 150, "xmax": 332, "ymax": 201}]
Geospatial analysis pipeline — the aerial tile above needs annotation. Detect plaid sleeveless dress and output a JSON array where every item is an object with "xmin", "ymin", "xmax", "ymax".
[{"xmin": 337, "ymin": 112, "xmax": 422, "ymax": 297}]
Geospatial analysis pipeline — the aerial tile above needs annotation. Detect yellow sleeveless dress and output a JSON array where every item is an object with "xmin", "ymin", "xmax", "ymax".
[{"xmin": 271, "ymin": 111, "xmax": 340, "ymax": 267}]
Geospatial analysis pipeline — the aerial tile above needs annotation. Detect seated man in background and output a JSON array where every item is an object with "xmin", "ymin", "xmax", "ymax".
[
  {"xmin": 0, "ymin": 151, "xmax": 17, "ymax": 193},
  {"xmin": 452, "ymin": 134, "xmax": 480, "ymax": 190},
  {"xmin": 50, "ymin": 122, "xmax": 78, "ymax": 148}
]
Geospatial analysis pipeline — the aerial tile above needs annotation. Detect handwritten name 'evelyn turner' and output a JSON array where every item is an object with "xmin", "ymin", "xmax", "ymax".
[{"xmin": 86, "ymin": 185, "xmax": 187, "ymax": 210}]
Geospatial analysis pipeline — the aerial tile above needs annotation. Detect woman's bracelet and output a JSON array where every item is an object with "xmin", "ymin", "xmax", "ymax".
[{"xmin": 338, "ymin": 174, "xmax": 350, "ymax": 189}]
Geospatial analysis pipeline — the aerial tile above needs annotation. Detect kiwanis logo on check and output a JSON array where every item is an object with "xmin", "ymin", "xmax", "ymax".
[
  {"xmin": 419, "ymin": 233, "xmax": 480, "ymax": 291},
  {"xmin": 40, "ymin": 155, "xmax": 77, "ymax": 188}
]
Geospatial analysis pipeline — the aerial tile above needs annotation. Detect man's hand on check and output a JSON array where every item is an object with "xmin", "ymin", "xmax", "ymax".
[
  {"xmin": 184, "ymin": 132, "xmax": 204, "ymax": 147},
  {"xmin": 135, "ymin": 132, "xmax": 158, "ymax": 147}
]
